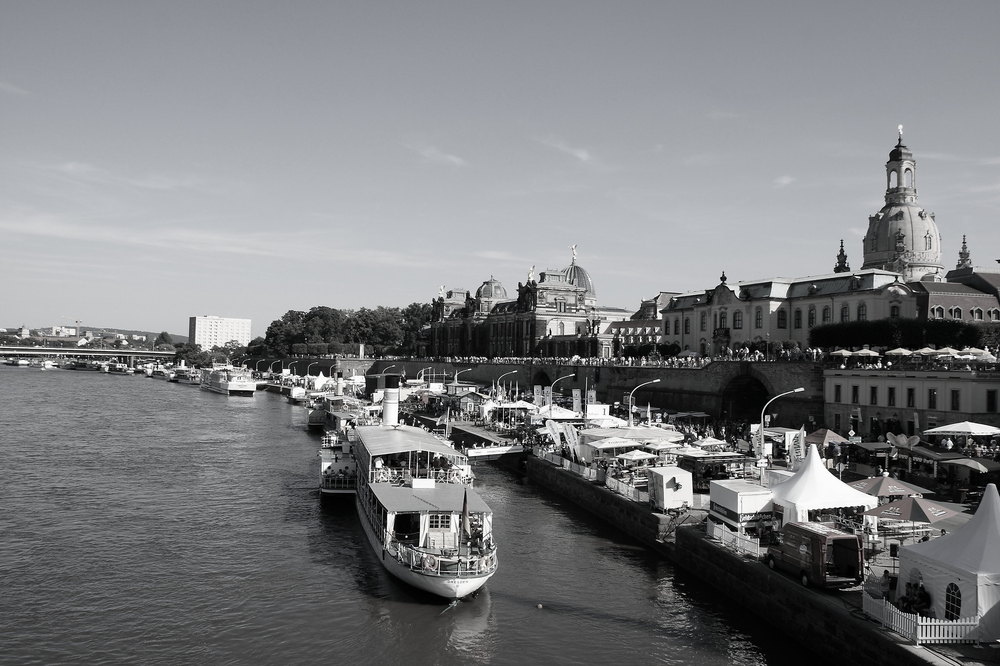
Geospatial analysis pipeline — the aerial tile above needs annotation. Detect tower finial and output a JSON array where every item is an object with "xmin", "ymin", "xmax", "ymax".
[
  {"xmin": 570, "ymin": 243, "xmax": 578, "ymax": 264},
  {"xmin": 898, "ymin": 124, "xmax": 903, "ymax": 141}
]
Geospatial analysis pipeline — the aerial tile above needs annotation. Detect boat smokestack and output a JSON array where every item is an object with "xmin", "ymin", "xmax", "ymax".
[
  {"xmin": 335, "ymin": 371, "xmax": 343, "ymax": 396},
  {"xmin": 383, "ymin": 374, "xmax": 400, "ymax": 427}
]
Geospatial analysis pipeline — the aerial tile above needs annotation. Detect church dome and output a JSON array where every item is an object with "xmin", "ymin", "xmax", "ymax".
[
  {"xmin": 861, "ymin": 131, "xmax": 943, "ymax": 282},
  {"xmin": 565, "ymin": 262, "xmax": 596, "ymax": 297},
  {"xmin": 476, "ymin": 277, "xmax": 507, "ymax": 300}
]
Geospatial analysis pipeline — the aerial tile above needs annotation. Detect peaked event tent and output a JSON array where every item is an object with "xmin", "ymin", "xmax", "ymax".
[
  {"xmin": 898, "ymin": 483, "xmax": 1000, "ymax": 640},
  {"xmin": 770, "ymin": 443, "xmax": 878, "ymax": 524}
]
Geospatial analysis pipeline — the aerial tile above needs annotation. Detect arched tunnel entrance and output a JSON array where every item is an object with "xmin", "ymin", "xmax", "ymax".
[{"xmin": 720, "ymin": 375, "xmax": 770, "ymax": 421}]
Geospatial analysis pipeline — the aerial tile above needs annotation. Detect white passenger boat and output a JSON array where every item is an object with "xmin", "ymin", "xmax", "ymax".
[
  {"xmin": 345, "ymin": 375, "xmax": 498, "ymax": 600},
  {"xmin": 200, "ymin": 366, "xmax": 257, "ymax": 397}
]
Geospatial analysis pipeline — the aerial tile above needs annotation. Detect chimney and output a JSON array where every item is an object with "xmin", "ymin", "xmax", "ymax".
[{"xmin": 383, "ymin": 374, "xmax": 400, "ymax": 427}]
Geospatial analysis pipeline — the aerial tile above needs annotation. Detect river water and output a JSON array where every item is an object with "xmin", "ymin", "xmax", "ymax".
[{"xmin": 0, "ymin": 365, "xmax": 817, "ymax": 665}]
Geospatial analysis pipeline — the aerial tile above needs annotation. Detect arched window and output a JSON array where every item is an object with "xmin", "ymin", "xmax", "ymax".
[
  {"xmin": 840, "ymin": 305, "xmax": 850, "ymax": 322},
  {"xmin": 904, "ymin": 168, "xmax": 913, "ymax": 187},
  {"xmin": 972, "ymin": 308, "xmax": 983, "ymax": 321},
  {"xmin": 719, "ymin": 311, "xmax": 728, "ymax": 329},
  {"xmin": 684, "ymin": 318, "xmax": 690, "ymax": 334},
  {"xmin": 557, "ymin": 321, "xmax": 565, "ymax": 335},
  {"xmin": 754, "ymin": 307, "xmax": 763, "ymax": 329},
  {"xmin": 777, "ymin": 309, "xmax": 787, "ymax": 329},
  {"xmin": 793, "ymin": 309, "xmax": 802, "ymax": 329},
  {"xmin": 700, "ymin": 313, "xmax": 707, "ymax": 332},
  {"xmin": 925, "ymin": 233, "xmax": 933, "ymax": 250},
  {"xmin": 807, "ymin": 306, "xmax": 816, "ymax": 328},
  {"xmin": 990, "ymin": 309, "xmax": 1000, "ymax": 322},
  {"xmin": 932, "ymin": 306, "xmax": 945, "ymax": 319},
  {"xmin": 889, "ymin": 171, "xmax": 898, "ymax": 188},
  {"xmin": 952, "ymin": 307, "xmax": 963, "ymax": 320},
  {"xmin": 733, "ymin": 311, "xmax": 743, "ymax": 330},
  {"xmin": 890, "ymin": 305, "xmax": 900, "ymax": 318},
  {"xmin": 822, "ymin": 306, "xmax": 831, "ymax": 324},
  {"xmin": 857, "ymin": 303, "xmax": 867, "ymax": 321},
  {"xmin": 673, "ymin": 319, "xmax": 680, "ymax": 335},
  {"xmin": 944, "ymin": 582, "xmax": 962, "ymax": 621}
]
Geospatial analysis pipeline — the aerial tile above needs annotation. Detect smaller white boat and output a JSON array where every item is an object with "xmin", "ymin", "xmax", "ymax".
[{"xmin": 200, "ymin": 365, "xmax": 257, "ymax": 397}]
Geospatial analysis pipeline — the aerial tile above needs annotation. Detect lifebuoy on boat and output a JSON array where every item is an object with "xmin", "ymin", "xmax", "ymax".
[{"xmin": 422, "ymin": 554, "xmax": 437, "ymax": 571}]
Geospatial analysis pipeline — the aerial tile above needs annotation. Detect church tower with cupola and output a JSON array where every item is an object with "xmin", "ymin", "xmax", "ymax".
[{"xmin": 861, "ymin": 126, "xmax": 944, "ymax": 282}]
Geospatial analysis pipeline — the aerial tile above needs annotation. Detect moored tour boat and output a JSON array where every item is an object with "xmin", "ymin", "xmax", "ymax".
[
  {"xmin": 345, "ymin": 375, "xmax": 498, "ymax": 600},
  {"xmin": 200, "ymin": 365, "xmax": 257, "ymax": 397}
]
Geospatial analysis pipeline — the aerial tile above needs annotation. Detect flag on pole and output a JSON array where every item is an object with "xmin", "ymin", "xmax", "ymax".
[{"xmin": 461, "ymin": 489, "xmax": 471, "ymax": 539}]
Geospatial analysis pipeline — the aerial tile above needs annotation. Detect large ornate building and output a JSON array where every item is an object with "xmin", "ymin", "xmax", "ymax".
[
  {"xmin": 428, "ymin": 249, "xmax": 630, "ymax": 358},
  {"xmin": 659, "ymin": 130, "xmax": 1000, "ymax": 355}
]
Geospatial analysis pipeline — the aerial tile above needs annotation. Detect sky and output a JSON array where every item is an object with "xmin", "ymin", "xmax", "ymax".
[{"xmin": 3, "ymin": 1, "xmax": 1000, "ymax": 338}]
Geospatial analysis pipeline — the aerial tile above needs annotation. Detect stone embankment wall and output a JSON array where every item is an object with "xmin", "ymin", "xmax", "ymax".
[{"xmin": 526, "ymin": 457, "xmax": 943, "ymax": 666}]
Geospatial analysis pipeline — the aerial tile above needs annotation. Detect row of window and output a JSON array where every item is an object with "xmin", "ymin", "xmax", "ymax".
[
  {"xmin": 666, "ymin": 302, "xmax": 894, "ymax": 335},
  {"xmin": 929, "ymin": 306, "xmax": 1000, "ymax": 321},
  {"xmin": 833, "ymin": 384, "xmax": 999, "ymax": 413}
]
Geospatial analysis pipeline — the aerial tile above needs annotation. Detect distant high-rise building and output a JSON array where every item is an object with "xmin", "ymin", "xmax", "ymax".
[{"xmin": 188, "ymin": 315, "xmax": 252, "ymax": 349}]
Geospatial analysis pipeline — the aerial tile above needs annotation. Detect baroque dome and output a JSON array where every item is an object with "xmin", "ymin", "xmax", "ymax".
[
  {"xmin": 861, "ymin": 132, "xmax": 943, "ymax": 282},
  {"xmin": 564, "ymin": 261, "xmax": 596, "ymax": 297},
  {"xmin": 476, "ymin": 277, "xmax": 507, "ymax": 300}
]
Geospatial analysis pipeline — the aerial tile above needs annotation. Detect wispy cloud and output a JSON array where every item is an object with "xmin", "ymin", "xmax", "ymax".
[
  {"xmin": 536, "ymin": 136, "xmax": 595, "ymax": 164},
  {"xmin": 48, "ymin": 161, "xmax": 207, "ymax": 191},
  {"xmin": 846, "ymin": 226, "xmax": 866, "ymax": 238},
  {"xmin": 773, "ymin": 175, "xmax": 795, "ymax": 188},
  {"xmin": 406, "ymin": 143, "xmax": 467, "ymax": 167},
  {"xmin": 0, "ymin": 80, "xmax": 30, "ymax": 96}
]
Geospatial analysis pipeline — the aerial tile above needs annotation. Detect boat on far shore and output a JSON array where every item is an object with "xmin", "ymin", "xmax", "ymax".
[{"xmin": 200, "ymin": 365, "xmax": 256, "ymax": 397}]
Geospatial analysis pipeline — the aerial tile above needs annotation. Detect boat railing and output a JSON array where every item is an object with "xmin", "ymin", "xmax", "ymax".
[
  {"xmin": 321, "ymin": 471, "xmax": 357, "ymax": 490},
  {"xmin": 371, "ymin": 466, "xmax": 472, "ymax": 485},
  {"xmin": 389, "ymin": 540, "xmax": 498, "ymax": 578}
]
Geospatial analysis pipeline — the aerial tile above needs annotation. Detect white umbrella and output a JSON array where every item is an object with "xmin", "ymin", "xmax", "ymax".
[
  {"xmin": 829, "ymin": 349, "xmax": 853, "ymax": 357},
  {"xmin": 853, "ymin": 348, "xmax": 880, "ymax": 357},
  {"xmin": 940, "ymin": 458, "xmax": 991, "ymax": 473},
  {"xmin": 884, "ymin": 347, "xmax": 913, "ymax": 356},
  {"xmin": 616, "ymin": 449, "xmax": 658, "ymax": 462},
  {"xmin": 924, "ymin": 421, "xmax": 1000, "ymax": 437},
  {"xmin": 934, "ymin": 346, "xmax": 961, "ymax": 356}
]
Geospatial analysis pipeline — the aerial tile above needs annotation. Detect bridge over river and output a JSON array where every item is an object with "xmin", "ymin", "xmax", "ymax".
[{"xmin": 1, "ymin": 345, "xmax": 176, "ymax": 365}]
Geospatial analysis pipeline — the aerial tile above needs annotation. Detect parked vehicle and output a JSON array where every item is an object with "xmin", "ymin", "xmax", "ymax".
[{"xmin": 765, "ymin": 521, "xmax": 863, "ymax": 588}]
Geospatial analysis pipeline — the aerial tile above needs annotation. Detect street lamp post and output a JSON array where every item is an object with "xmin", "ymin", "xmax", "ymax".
[
  {"xmin": 549, "ymin": 373, "xmax": 575, "ymax": 407},
  {"xmin": 380, "ymin": 364, "xmax": 397, "ymax": 375},
  {"xmin": 627, "ymin": 379, "xmax": 661, "ymax": 427},
  {"xmin": 758, "ymin": 387, "xmax": 805, "ymax": 461},
  {"xmin": 452, "ymin": 368, "xmax": 471, "ymax": 384},
  {"xmin": 269, "ymin": 360, "xmax": 281, "ymax": 374},
  {"xmin": 418, "ymin": 366, "xmax": 433, "ymax": 381},
  {"xmin": 255, "ymin": 360, "xmax": 266, "ymax": 372},
  {"xmin": 306, "ymin": 362, "xmax": 318, "ymax": 383},
  {"xmin": 495, "ymin": 370, "xmax": 518, "ymax": 398}
]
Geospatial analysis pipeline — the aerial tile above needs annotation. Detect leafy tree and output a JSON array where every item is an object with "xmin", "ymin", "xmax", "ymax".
[{"xmin": 154, "ymin": 331, "xmax": 174, "ymax": 347}]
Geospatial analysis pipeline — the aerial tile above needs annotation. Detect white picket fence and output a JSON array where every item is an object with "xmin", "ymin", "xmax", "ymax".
[
  {"xmin": 705, "ymin": 520, "xmax": 762, "ymax": 558},
  {"xmin": 862, "ymin": 593, "xmax": 978, "ymax": 645}
]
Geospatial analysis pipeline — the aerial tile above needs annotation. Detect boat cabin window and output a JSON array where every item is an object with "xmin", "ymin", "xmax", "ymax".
[{"xmin": 429, "ymin": 513, "xmax": 449, "ymax": 530}]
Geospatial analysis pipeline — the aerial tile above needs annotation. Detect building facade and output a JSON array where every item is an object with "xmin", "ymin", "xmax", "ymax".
[
  {"xmin": 660, "ymin": 133, "xmax": 1000, "ymax": 356},
  {"xmin": 188, "ymin": 315, "xmax": 252, "ymax": 349},
  {"xmin": 428, "ymin": 251, "xmax": 629, "ymax": 358}
]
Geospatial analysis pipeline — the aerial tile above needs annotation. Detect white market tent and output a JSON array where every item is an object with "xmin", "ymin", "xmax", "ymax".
[
  {"xmin": 898, "ymin": 483, "xmax": 1000, "ymax": 640},
  {"xmin": 924, "ymin": 421, "xmax": 1000, "ymax": 437},
  {"xmin": 770, "ymin": 443, "xmax": 878, "ymax": 524}
]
